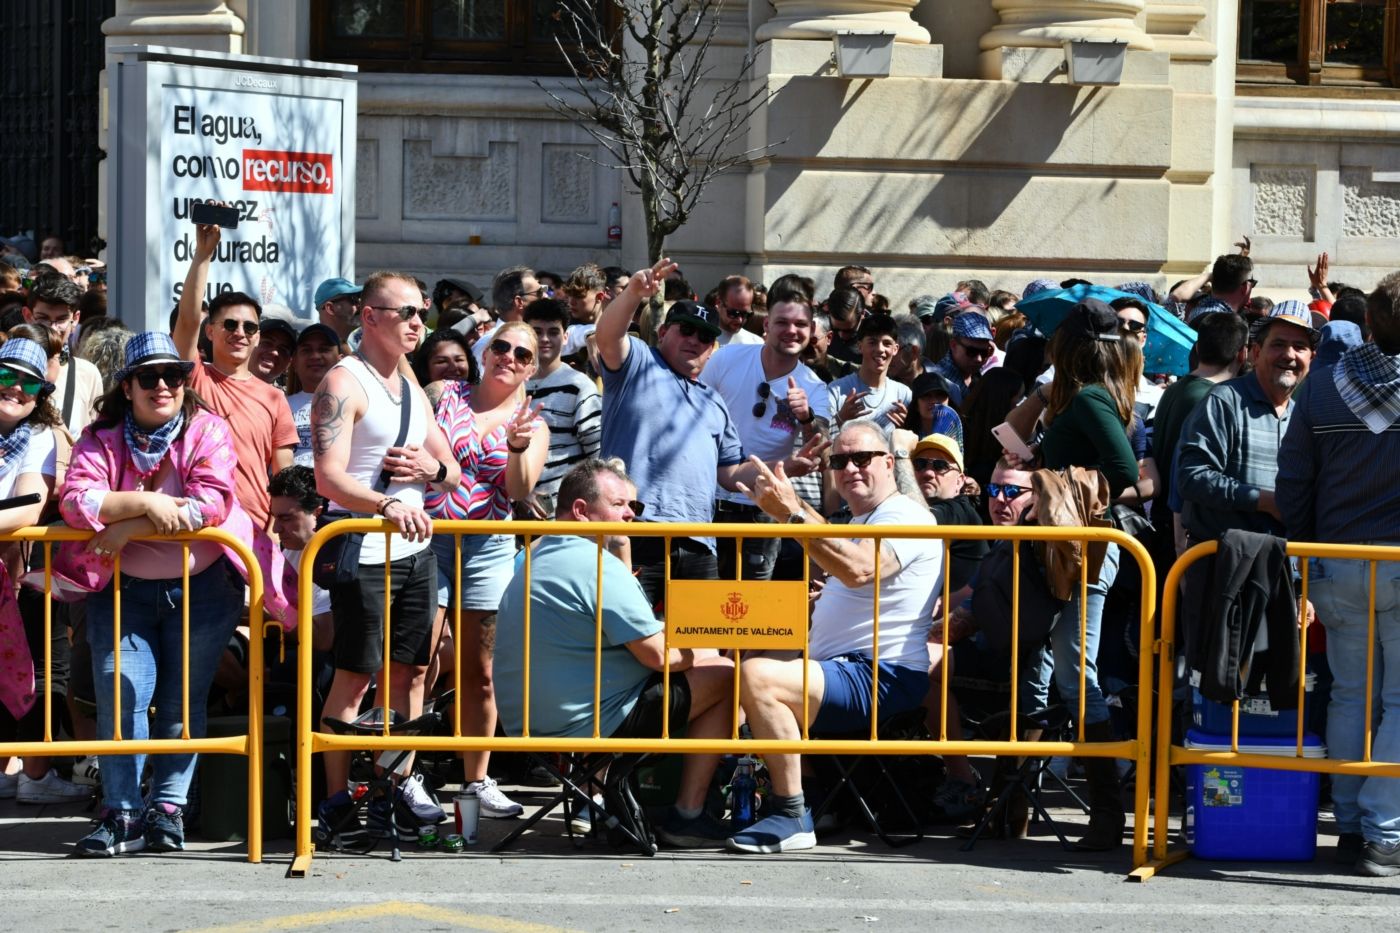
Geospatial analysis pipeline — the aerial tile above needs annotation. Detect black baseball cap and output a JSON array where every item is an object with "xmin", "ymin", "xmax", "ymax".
[{"xmin": 663, "ymin": 299, "xmax": 721, "ymax": 339}]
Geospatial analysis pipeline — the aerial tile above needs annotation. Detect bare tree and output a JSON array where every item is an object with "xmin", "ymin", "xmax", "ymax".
[{"xmin": 538, "ymin": 0, "xmax": 773, "ymax": 263}]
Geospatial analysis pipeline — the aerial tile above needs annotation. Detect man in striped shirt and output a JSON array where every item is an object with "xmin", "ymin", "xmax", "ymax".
[{"xmin": 525, "ymin": 298, "xmax": 602, "ymax": 517}]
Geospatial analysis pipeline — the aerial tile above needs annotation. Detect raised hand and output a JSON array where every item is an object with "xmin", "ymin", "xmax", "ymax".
[
  {"xmin": 886, "ymin": 400, "xmax": 908, "ymax": 428},
  {"xmin": 505, "ymin": 398, "xmax": 545, "ymax": 451},
  {"xmin": 733, "ymin": 455, "xmax": 804, "ymax": 521},
  {"xmin": 785, "ymin": 376, "xmax": 811, "ymax": 425},
  {"xmin": 784, "ymin": 432, "xmax": 830, "ymax": 478},
  {"xmin": 628, "ymin": 258, "xmax": 678, "ymax": 301},
  {"xmin": 838, "ymin": 389, "xmax": 869, "ymax": 423},
  {"xmin": 1308, "ymin": 252, "xmax": 1330, "ymax": 291}
]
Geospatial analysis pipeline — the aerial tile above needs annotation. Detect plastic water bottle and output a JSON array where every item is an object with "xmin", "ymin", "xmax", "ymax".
[
  {"xmin": 607, "ymin": 202, "xmax": 622, "ymax": 248},
  {"xmin": 730, "ymin": 756, "xmax": 758, "ymax": 831}
]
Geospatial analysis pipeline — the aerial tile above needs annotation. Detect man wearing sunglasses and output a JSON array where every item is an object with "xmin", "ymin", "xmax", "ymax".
[
  {"xmin": 911, "ymin": 433, "xmax": 987, "ymax": 591},
  {"xmin": 597, "ymin": 260, "xmax": 827, "ymax": 611},
  {"xmin": 703, "ymin": 295, "xmax": 830, "ymax": 581},
  {"xmin": 714, "ymin": 275, "xmax": 761, "ymax": 348},
  {"xmin": 174, "ymin": 216, "xmax": 299, "ymax": 531},
  {"xmin": 724, "ymin": 421, "xmax": 941, "ymax": 853},
  {"xmin": 26, "ymin": 273, "xmax": 102, "ymax": 436},
  {"xmin": 932, "ymin": 311, "xmax": 995, "ymax": 408},
  {"xmin": 453, "ymin": 265, "xmax": 542, "ymax": 368}
]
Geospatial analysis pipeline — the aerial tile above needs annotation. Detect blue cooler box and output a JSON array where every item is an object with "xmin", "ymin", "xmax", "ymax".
[
  {"xmin": 1191, "ymin": 671, "xmax": 1315, "ymax": 737},
  {"xmin": 1184, "ymin": 729, "xmax": 1324, "ymax": 861}
]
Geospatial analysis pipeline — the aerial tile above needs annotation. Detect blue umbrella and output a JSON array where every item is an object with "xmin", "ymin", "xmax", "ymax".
[{"xmin": 1015, "ymin": 283, "xmax": 1196, "ymax": 376}]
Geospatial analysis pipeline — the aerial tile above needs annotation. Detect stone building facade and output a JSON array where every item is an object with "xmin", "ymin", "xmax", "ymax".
[{"xmin": 103, "ymin": 1, "xmax": 1400, "ymax": 307}]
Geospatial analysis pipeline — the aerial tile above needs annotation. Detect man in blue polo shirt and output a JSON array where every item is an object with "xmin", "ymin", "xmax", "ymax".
[{"xmin": 596, "ymin": 259, "xmax": 826, "ymax": 610}]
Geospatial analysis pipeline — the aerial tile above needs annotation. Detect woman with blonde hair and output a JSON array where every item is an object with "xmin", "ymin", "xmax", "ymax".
[{"xmin": 425, "ymin": 319, "xmax": 548, "ymax": 818}]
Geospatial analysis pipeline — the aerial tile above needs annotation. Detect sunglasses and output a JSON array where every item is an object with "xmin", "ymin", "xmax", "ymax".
[
  {"xmin": 1119, "ymin": 319, "xmax": 1147, "ymax": 334},
  {"xmin": 132, "ymin": 366, "xmax": 188, "ymax": 390},
  {"xmin": 220, "ymin": 319, "xmax": 260, "ymax": 337},
  {"xmin": 629, "ymin": 500, "xmax": 646, "ymax": 517},
  {"xmin": 365, "ymin": 304, "xmax": 428, "ymax": 322},
  {"xmin": 0, "ymin": 366, "xmax": 44, "ymax": 396},
  {"xmin": 489, "ymin": 339, "xmax": 534, "ymax": 365},
  {"xmin": 987, "ymin": 482, "xmax": 1029, "ymax": 500},
  {"xmin": 829, "ymin": 450, "xmax": 889, "ymax": 471},
  {"xmin": 913, "ymin": 457, "xmax": 955, "ymax": 473},
  {"xmin": 957, "ymin": 340, "xmax": 992, "ymax": 360},
  {"xmin": 89, "ymin": 270, "xmax": 106, "ymax": 286},
  {"xmin": 677, "ymin": 323, "xmax": 717, "ymax": 345},
  {"xmin": 725, "ymin": 307, "xmax": 751, "ymax": 319},
  {"xmin": 752, "ymin": 382, "xmax": 772, "ymax": 418}
]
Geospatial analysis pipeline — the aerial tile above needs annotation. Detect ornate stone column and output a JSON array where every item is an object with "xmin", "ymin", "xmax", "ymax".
[
  {"xmin": 980, "ymin": 0, "xmax": 1154, "ymax": 79},
  {"xmin": 755, "ymin": 0, "xmax": 931, "ymax": 45},
  {"xmin": 104, "ymin": 0, "xmax": 245, "ymax": 54}
]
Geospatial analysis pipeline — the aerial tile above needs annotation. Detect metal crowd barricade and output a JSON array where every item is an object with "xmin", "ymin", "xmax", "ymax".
[
  {"xmin": 291, "ymin": 519, "xmax": 1156, "ymax": 876},
  {"xmin": 1134, "ymin": 540, "xmax": 1400, "ymax": 881},
  {"xmin": 0, "ymin": 526, "xmax": 273, "ymax": 863}
]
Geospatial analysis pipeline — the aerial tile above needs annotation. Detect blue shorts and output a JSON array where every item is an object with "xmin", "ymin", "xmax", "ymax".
[
  {"xmin": 431, "ymin": 530, "xmax": 517, "ymax": 612},
  {"xmin": 812, "ymin": 654, "xmax": 930, "ymax": 734}
]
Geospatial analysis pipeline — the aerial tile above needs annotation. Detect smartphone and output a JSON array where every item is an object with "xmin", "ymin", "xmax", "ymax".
[
  {"xmin": 190, "ymin": 202, "xmax": 240, "ymax": 229},
  {"xmin": 0, "ymin": 492, "xmax": 41, "ymax": 511},
  {"xmin": 991, "ymin": 422, "xmax": 1035, "ymax": 462}
]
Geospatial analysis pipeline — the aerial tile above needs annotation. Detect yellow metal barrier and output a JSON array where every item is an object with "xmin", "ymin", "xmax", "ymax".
[
  {"xmin": 291, "ymin": 518, "xmax": 1157, "ymax": 875},
  {"xmin": 1134, "ymin": 540, "xmax": 1400, "ymax": 881},
  {"xmin": 0, "ymin": 526, "xmax": 273, "ymax": 863}
]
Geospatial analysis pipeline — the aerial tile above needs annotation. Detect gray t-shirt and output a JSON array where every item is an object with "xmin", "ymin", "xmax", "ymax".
[
  {"xmin": 600, "ymin": 336, "xmax": 743, "ymax": 548},
  {"xmin": 827, "ymin": 372, "xmax": 913, "ymax": 434}
]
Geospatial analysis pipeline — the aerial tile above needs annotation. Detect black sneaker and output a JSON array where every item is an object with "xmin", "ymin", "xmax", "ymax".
[
  {"xmin": 1358, "ymin": 840, "xmax": 1400, "ymax": 877},
  {"xmin": 76, "ymin": 809, "xmax": 146, "ymax": 857},
  {"xmin": 144, "ymin": 802, "xmax": 185, "ymax": 852},
  {"xmin": 1336, "ymin": 832, "xmax": 1365, "ymax": 865},
  {"xmin": 316, "ymin": 792, "xmax": 369, "ymax": 850},
  {"xmin": 656, "ymin": 808, "xmax": 731, "ymax": 849}
]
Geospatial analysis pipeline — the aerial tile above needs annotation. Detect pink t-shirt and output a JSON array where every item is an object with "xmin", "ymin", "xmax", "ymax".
[{"xmin": 189, "ymin": 362, "xmax": 299, "ymax": 530}]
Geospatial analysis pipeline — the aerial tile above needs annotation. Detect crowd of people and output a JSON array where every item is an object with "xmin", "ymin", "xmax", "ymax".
[{"xmin": 0, "ymin": 222, "xmax": 1397, "ymax": 876}]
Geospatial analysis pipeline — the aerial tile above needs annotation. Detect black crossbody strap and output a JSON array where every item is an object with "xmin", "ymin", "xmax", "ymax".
[{"xmin": 374, "ymin": 374, "xmax": 412, "ymax": 493}]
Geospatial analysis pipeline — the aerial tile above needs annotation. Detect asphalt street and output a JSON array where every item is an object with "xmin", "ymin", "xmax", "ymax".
[{"xmin": 2, "ymin": 780, "xmax": 1397, "ymax": 932}]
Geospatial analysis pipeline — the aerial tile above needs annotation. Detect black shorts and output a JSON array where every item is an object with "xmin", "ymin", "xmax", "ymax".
[
  {"xmin": 330, "ymin": 548, "xmax": 438, "ymax": 675},
  {"xmin": 610, "ymin": 671, "xmax": 692, "ymax": 739}
]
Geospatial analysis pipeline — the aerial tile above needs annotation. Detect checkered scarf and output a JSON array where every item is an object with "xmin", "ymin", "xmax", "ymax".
[
  {"xmin": 0, "ymin": 422, "xmax": 31, "ymax": 480},
  {"xmin": 1335, "ymin": 343, "xmax": 1400, "ymax": 434},
  {"xmin": 124, "ymin": 410, "xmax": 184, "ymax": 476}
]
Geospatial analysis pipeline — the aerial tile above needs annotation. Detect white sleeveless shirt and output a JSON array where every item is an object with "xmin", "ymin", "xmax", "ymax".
[{"xmin": 329, "ymin": 355, "xmax": 430, "ymax": 563}]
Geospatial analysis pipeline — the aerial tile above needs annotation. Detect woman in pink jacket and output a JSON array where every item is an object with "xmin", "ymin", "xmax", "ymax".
[{"xmin": 60, "ymin": 333, "xmax": 250, "ymax": 858}]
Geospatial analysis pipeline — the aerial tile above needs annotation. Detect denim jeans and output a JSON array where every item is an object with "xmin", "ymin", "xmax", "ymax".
[
  {"xmin": 1310, "ymin": 555, "xmax": 1400, "ymax": 844},
  {"xmin": 631, "ymin": 536, "xmax": 718, "ymax": 615},
  {"xmin": 87, "ymin": 559, "xmax": 243, "ymax": 811},
  {"xmin": 1047, "ymin": 542, "xmax": 1121, "ymax": 727}
]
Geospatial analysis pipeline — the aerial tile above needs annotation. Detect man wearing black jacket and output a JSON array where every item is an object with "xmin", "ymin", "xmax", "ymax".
[{"xmin": 907, "ymin": 432, "xmax": 988, "ymax": 591}]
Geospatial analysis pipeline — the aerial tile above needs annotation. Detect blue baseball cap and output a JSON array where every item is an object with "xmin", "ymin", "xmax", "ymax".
[{"xmin": 314, "ymin": 277, "xmax": 361, "ymax": 310}]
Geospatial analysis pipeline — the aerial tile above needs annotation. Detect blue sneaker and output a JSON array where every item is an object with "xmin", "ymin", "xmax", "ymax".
[
  {"xmin": 76, "ymin": 809, "xmax": 146, "ymax": 857},
  {"xmin": 724, "ymin": 810, "xmax": 815, "ymax": 854},
  {"xmin": 144, "ymin": 802, "xmax": 185, "ymax": 852}
]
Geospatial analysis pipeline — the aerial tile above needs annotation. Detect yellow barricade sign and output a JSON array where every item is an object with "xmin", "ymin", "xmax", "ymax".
[{"xmin": 666, "ymin": 580, "xmax": 808, "ymax": 649}]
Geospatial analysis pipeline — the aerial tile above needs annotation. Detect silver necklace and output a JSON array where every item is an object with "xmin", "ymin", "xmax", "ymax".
[{"xmin": 355, "ymin": 351, "xmax": 401, "ymax": 404}]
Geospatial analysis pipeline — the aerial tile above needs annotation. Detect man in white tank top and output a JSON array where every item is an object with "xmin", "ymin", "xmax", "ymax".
[{"xmin": 312, "ymin": 271, "xmax": 461, "ymax": 842}]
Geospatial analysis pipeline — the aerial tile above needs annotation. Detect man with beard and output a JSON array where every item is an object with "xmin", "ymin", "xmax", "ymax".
[{"xmin": 1175, "ymin": 301, "xmax": 1316, "ymax": 543}]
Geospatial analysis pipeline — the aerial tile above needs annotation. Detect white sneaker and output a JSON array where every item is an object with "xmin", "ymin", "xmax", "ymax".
[
  {"xmin": 467, "ymin": 776, "xmax": 523, "ymax": 819},
  {"xmin": 0, "ymin": 770, "xmax": 17, "ymax": 800},
  {"xmin": 72, "ymin": 756, "xmax": 101, "ymax": 788},
  {"xmin": 400, "ymin": 773, "xmax": 446, "ymax": 824},
  {"xmin": 17, "ymin": 769, "xmax": 93, "ymax": 804}
]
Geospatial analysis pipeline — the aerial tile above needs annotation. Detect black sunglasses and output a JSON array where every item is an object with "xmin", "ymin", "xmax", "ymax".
[
  {"xmin": 752, "ymin": 382, "xmax": 771, "ymax": 418},
  {"xmin": 829, "ymin": 450, "xmax": 889, "ymax": 471},
  {"xmin": 365, "ymin": 303, "xmax": 428, "ymax": 322},
  {"xmin": 0, "ymin": 366, "xmax": 44, "ymax": 397},
  {"xmin": 132, "ymin": 366, "xmax": 188, "ymax": 390},
  {"xmin": 220, "ymin": 319, "xmax": 259, "ymax": 337},
  {"xmin": 629, "ymin": 500, "xmax": 645, "ymax": 517},
  {"xmin": 1119, "ymin": 319, "xmax": 1147, "ymax": 334},
  {"xmin": 489, "ymin": 338, "xmax": 534, "ymax": 365},
  {"xmin": 677, "ymin": 323, "xmax": 716, "ymax": 345},
  {"xmin": 913, "ymin": 457, "xmax": 955, "ymax": 473},
  {"xmin": 987, "ymin": 482, "xmax": 1029, "ymax": 500}
]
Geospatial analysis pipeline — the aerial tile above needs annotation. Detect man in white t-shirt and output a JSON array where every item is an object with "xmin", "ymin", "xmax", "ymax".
[
  {"xmin": 727, "ymin": 420, "xmax": 941, "ymax": 853},
  {"xmin": 715, "ymin": 275, "xmax": 763, "ymax": 347},
  {"xmin": 702, "ymin": 297, "xmax": 830, "ymax": 580}
]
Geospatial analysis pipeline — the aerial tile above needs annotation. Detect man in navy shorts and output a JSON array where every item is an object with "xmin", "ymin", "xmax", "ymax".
[{"xmin": 730, "ymin": 420, "xmax": 944, "ymax": 852}]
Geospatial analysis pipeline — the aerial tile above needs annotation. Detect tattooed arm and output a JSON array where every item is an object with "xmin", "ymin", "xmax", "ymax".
[{"xmin": 310, "ymin": 367, "xmax": 381, "ymax": 513}]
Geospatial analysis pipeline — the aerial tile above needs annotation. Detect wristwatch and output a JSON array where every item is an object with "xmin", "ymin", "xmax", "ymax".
[
  {"xmin": 893, "ymin": 449, "xmax": 910, "ymax": 460},
  {"xmin": 786, "ymin": 510, "xmax": 807, "ymax": 524},
  {"xmin": 432, "ymin": 460, "xmax": 448, "ymax": 483}
]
